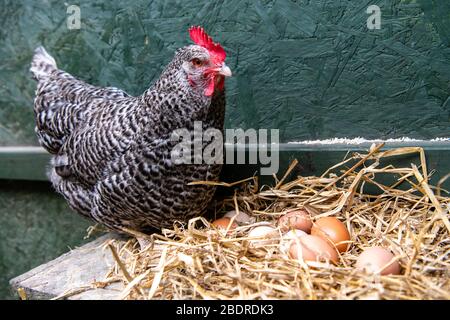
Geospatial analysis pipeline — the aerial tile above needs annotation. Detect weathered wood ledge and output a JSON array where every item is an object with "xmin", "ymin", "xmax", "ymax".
[{"xmin": 9, "ymin": 234, "xmax": 126, "ymax": 300}]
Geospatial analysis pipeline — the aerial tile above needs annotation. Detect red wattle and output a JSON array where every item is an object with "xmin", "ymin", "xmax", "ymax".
[
  {"xmin": 204, "ymin": 78, "xmax": 215, "ymax": 96},
  {"xmin": 217, "ymin": 78, "xmax": 224, "ymax": 91}
]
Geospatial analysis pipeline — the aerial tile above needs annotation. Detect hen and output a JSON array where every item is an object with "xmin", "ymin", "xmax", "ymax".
[{"xmin": 30, "ymin": 26, "xmax": 231, "ymax": 233}]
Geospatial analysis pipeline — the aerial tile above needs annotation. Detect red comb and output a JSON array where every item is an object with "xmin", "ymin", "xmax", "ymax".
[{"xmin": 189, "ymin": 26, "xmax": 226, "ymax": 64}]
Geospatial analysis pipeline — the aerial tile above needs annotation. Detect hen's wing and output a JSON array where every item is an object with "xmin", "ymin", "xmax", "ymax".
[
  {"xmin": 32, "ymin": 47, "xmax": 130, "ymax": 150},
  {"xmin": 31, "ymin": 47, "xmax": 148, "ymax": 186}
]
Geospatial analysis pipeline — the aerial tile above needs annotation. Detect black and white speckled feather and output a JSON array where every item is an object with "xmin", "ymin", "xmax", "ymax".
[{"xmin": 31, "ymin": 41, "xmax": 228, "ymax": 233}]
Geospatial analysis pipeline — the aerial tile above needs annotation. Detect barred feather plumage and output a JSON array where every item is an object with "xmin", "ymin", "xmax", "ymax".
[{"xmin": 31, "ymin": 33, "xmax": 228, "ymax": 233}]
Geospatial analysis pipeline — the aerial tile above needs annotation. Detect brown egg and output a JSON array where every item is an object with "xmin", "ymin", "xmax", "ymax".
[
  {"xmin": 356, "ymin": 247, "xmax": 401, "ymax": 275},
  {"xmin": 278, "ymin": 209, "xmax": 313, "ymax": 233},
  {"xmin": 311, "ymin": 217, "xmax": 350, "ymax": 252},
  {"xmin": 211, "ymin": 217, "xmax": 238, "ymax": 233},
  {"xmin": 289, "ymin": 235, "xmax": 338, "ymax": 264},
  {"xmin": 280, "ymin": 229, "xmax": 308, "ymax": 254}
]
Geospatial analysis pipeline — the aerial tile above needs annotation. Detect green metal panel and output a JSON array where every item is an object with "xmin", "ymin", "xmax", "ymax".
[
  {"xmin": 0, "ymin": 147, "xmax": 49, "ymax": 181},
  {"xmin": 0, "ymin": 0, "xmax": 449, "ymax": 145},
  {"xmin": 1, "ymin": 143, "xmax": 449, "ymax": 189},
  {"xmin": 224, "ymin": 142, "xmax": 450, "ymax": 190}
]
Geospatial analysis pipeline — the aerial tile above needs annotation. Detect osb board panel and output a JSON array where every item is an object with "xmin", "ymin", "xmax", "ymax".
[{"xmin": 0, "ymin": 0, "xmax": 449, "ymax": 145}]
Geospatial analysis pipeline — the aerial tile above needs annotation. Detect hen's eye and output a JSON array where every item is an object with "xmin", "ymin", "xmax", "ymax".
[{"xmin": 191, "ymin": 58, "xmax": 203, "ymax": 67}]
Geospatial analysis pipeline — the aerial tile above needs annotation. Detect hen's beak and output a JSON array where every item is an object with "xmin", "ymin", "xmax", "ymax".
[{"xmin": 218, "ymin": 63, "xmax": 232, "ymax": 77}]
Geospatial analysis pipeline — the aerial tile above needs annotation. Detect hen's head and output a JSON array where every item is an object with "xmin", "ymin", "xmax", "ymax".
[{"xmin": 176, "ymin": 26, "xmax": 231, "ymax": 97}]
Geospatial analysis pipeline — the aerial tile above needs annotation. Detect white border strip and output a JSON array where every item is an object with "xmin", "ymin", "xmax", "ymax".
[{"xmin": 287, "ymin": 137, "xmax": 450, "ymax": 145}]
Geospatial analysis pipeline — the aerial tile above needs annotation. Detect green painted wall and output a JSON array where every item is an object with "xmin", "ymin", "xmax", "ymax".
[{"xmin": 0, "ymin": 0, "xmax": 449, "ymax": 145}]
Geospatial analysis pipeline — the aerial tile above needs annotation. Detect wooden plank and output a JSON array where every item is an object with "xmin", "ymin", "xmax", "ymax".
[{"xmin": 9, "ymin": 234, "xmax": 125, "ymax": 300}]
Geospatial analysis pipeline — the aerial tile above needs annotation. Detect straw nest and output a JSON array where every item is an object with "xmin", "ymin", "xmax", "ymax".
[{"xmin": 90, "ymin": 144, "xmax": 450, "ymax": 299}]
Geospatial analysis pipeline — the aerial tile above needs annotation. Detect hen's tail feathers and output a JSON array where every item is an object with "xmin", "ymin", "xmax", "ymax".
[{"xmin": 30, "ymin": 46, "xmax": 57, "ymax": 81}]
